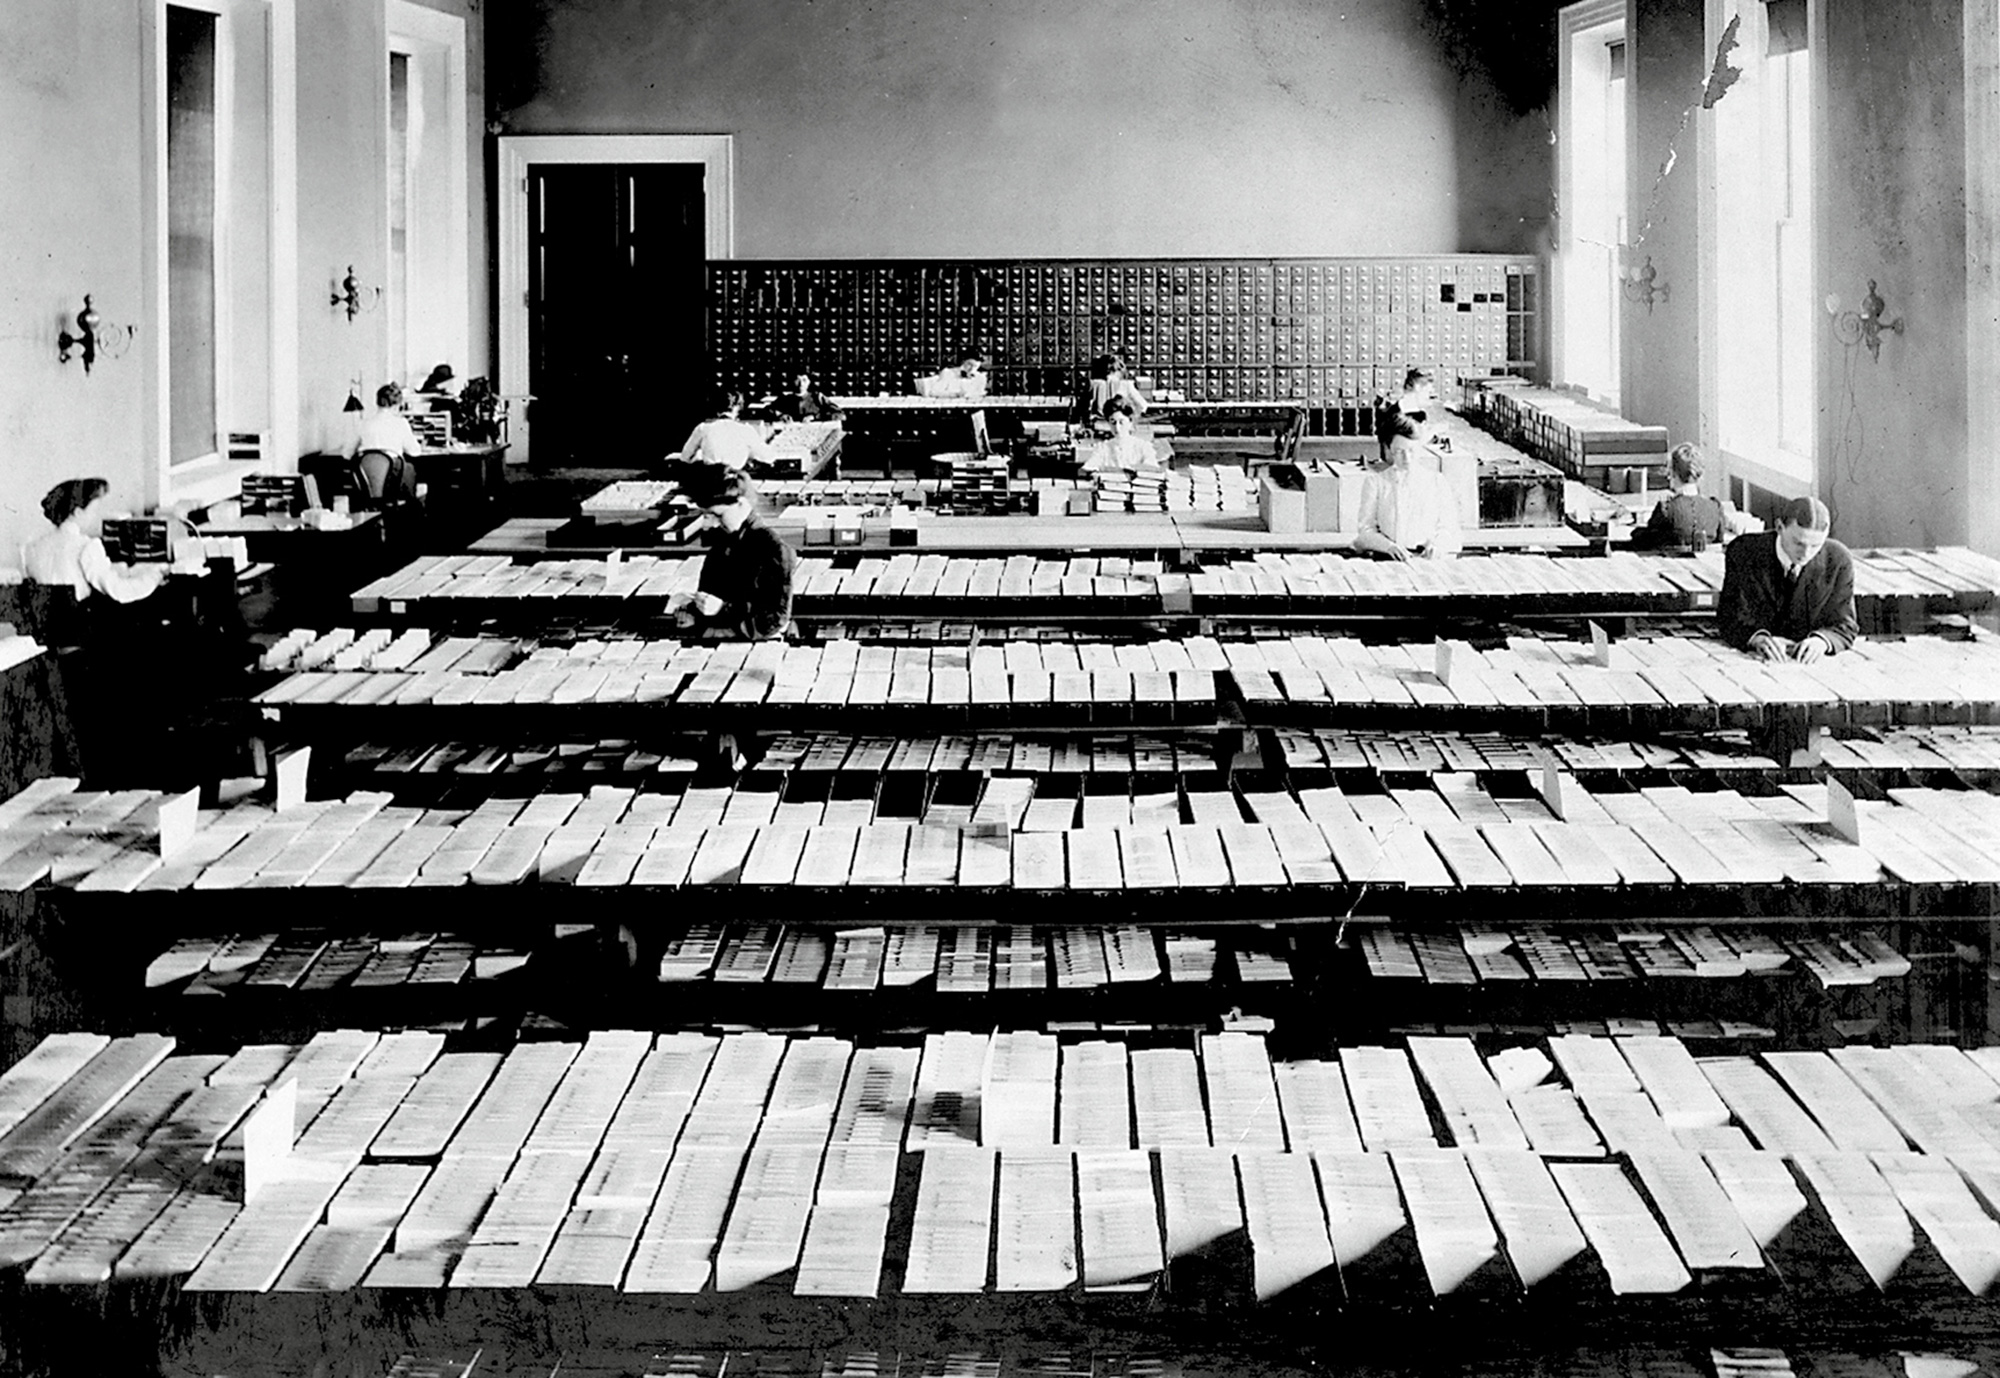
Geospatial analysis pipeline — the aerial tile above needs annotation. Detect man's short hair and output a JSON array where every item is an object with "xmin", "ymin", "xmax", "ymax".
[
  {"xmin": 685, "ymin": 467, "xmax": 755, "ymax": 509},
  {"xmin": 1778, "ymin": 495, "xmax": 1831, "ymax": 532}
]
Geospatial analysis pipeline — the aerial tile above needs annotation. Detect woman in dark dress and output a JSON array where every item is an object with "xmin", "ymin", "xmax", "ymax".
[{"xmin": 1635, "ymin": 443, "xmax": 1727, "ymax": 550}]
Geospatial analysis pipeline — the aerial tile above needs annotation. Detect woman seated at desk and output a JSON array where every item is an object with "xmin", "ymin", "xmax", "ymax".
[
  {"xmin": 1633, "ymin": 442, "xmax": 1729, "ymax": 551},
  {"xmin": 771, "ymin": 371, "xmax": 843, "ymax": 422},
  {"xmin": 672, "ymin": 388, "xmax": 773, "ymax": 474},
  {"xmin": 670, "ymin": 467, "xmax": 797, "ymax": 641},
  {"xmin": 1085, "ymin": 398, "xmax": 1166, "ymax": 472},
  {"xmin": 340, "ymin": 382, "xmax": 421, "ymax": 504},
  {"xmin": 1353, "ymin": 414, "xmax": 1464, "ymax": 561},
  {"xmin": 22, "ymin": 478, "xmax": 167, "ymax": 605},
  {"xmin": 1077, "ymin": 353, "xmax": 1147, "ymax": 425}
]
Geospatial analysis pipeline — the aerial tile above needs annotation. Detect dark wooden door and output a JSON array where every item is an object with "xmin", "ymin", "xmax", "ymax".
[{"xmin": 527, "ymin": 163, "xmax": 706, "ymax": 467}]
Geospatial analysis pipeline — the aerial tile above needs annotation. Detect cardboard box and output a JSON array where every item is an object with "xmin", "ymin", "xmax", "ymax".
[
  {"xmin": 1261, "ymin": 464, "xmax": 1346, "ymax": 532},
  {"xmin": 1260, "ymin": 476, "xmax": 1306, "ymax": 533}
]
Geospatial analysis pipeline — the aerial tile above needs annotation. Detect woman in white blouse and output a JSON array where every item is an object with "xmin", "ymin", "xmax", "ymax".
[
  {"xmin": 673, "ymin": 389, "xmax": 773, "ymax": 473},
  {"xmin": 1353, "ymin": 413, "xmax": 1463, "ymax": 561},
  {"xmin": 22, "ymin": 478, "xmax": 165, "ymax": 604},
  {"xmin": 340, "ymin": 382, "xmax": 422, "ymax": 502}
]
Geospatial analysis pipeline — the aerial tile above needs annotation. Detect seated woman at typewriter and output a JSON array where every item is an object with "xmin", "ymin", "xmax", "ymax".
[
  {"xmin": 1632, "ymin": 443, "xmax": 1729, "ymax": 551},
  {"xmin": 340, "ymin": 382, "xmax": 421, "ymax": 504},
  {"xmin": 22, "ymin": 478, "xmax": 166, "ymax": 604},
  {"xmin": 672, "ymin": 388, "xmax": 773, "ymax": 474},
  {"xmin": 1353, "ymin": 413, "xmax": 1464, "ymax": 561},
  {"xmin": 771, "ymin": 371, "xmax": 842, "ymax": 422}
]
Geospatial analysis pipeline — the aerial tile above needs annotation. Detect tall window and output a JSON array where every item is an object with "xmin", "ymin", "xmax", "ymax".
[
  {"xmin": 1715, "ymin": 0, "xmax": 1814, "ymax": 482},
  {"xmin": 167, "ymin": 6, "xmax": 219, "ymax": 467},
  {"xmin": 388, "ymin": 4, "xmax": 471, "ymax": 389},
  {"xmin": 388, "ymin": 52, "xmax": 412, "ymax": 383},
  {"xmin": 1557, "ymin": 4, "xmax": 1627, "ymax": 407}
]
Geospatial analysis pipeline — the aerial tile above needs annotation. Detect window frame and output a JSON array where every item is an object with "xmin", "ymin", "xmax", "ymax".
[
  {"xmin": 162, "ymin": 0, "xmax": 229, "ymax": 475},
  {"xmin": 385, "ymin": 0, "xmax": 471, "ymax": 394},
  {"xmin": 1700, "ymin": 0, "xmax": 1826, "ymax": 500},
  {"xmin": 1554, "ymin": 0, "xmax": 1629, "ymax": 407},
  {"xmin": 141, "ymin": 0, "xmax": 298, "ymax": 510}
]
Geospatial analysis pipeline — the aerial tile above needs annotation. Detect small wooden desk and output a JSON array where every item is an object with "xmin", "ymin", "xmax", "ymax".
[
  {"xmin": 194, "ymin": 512, "xmax": 385, "ymax": 566},
  {"xmin": 410, "ymin": 443, "xmax": 510, "ymax": 501}
]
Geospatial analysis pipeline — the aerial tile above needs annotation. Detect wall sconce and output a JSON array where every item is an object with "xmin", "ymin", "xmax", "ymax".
[
  {"xmin": 1621, "ymin": 257, "xmax": 1669, "ymax": 313},
  {"xmin": 329, "ymin": 266, "xmax": 381, "ymax": 321},
  {"xmin": 56, "ymin": 295, "xmax": 134, "ymax": 372},
  {"xmin": 1827, "ymin": 281, "xmax": 1905, "ymax": 360}
]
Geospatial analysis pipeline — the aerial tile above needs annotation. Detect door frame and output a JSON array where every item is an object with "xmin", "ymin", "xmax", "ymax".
[{"xmin": 497, "ymin": 133, "xmax": 733, "ymax": 464}]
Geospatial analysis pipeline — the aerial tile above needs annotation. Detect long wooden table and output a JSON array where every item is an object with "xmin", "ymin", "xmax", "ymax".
[
  {"xmin": 14, "ymin": 771, "xmax": 2000, "ymax": 920},
  {"xmin": 471, "ymin": 514, "xmax": 1593, "ymax": 558},
  {"xmin": 5, "ymin": 1027, "xmax": 2000, "ymax": 1332},
  {"xmin": 249, "ymin": 630, "xmax": 2000, "ymax": 737}
]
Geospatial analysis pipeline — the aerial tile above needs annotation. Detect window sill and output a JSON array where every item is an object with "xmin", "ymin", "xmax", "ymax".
[
  {"xmin": 165, "ymin": 457, "xmax": 264, "ymax": 511},
  {"xmin": 1717, "ymin": 447, "xmax": 1813, "ymax": 499}
]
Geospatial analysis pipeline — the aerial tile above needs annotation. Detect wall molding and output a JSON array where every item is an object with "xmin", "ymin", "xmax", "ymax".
[{"xmin": 1967, "ymin": 0, "xmax": 2000, "ymax": 554}]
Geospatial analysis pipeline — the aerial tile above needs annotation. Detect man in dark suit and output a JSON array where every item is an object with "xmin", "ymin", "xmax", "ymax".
[{"xmin": 1717, "ymin": 495, "xmax": 1858, "ymax": 664}]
